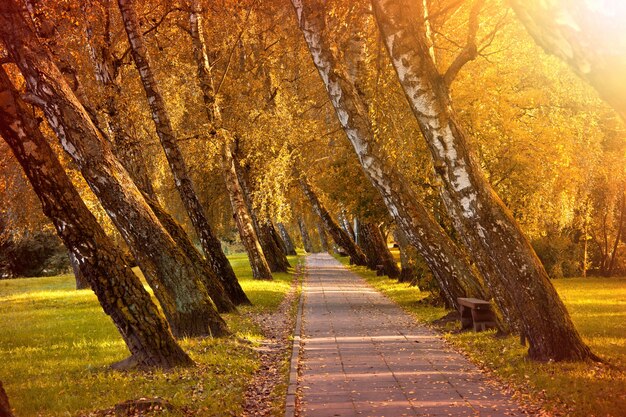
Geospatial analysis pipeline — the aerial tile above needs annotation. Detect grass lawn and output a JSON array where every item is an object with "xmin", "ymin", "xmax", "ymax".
[
  {"xmin": 0, "ymin": 253, "xmax": 303, "ymax": 416},
  {"xmin": 337, "ymin": 256, "xmax": 626, "ymax": 417}
]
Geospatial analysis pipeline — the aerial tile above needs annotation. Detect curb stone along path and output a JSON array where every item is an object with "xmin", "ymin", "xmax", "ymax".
[{"xmin": 294, "ymin": 253, "xmax": 527, "ymax": 417}]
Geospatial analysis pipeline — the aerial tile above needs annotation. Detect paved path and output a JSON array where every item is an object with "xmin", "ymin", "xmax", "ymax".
[{"xmin": 296, "ymin": 254, "xmax": 526, "ymax": 417}]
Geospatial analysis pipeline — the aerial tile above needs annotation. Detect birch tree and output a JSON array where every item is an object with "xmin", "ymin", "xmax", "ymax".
[
  {"xmin": 509, "ymin": 0, "xmax": 626, "ymax": 121},
  {"xmin": 371, "ymin": 0, "xmax": 597, "ymax": 360},
  {"xmin": 116, "ymin": 0, "xmax": 247, "ymax": 304},
  {"xmin": 297, "ymin": 216, "xmax": 315, "ymax": 253},
  {"xmin": 223, "ymin": 139, "xmax": 273, "ymax": 280},
  {"xmin": 289, "ymin": 0, "xmax": 488, "ymax": 311},
  {"xmin": 187, "ymin": 0, "xmax": 275, "ymax": 278},
  {"xmin": 81, "ymin": 0, "xmax": 250, "ymax": 307},
  {"xmin": 278, "ymin": 223, "xmax": 298, "ymax": 255},
  {"xmin": 0, "ymin": 0, "xmax": 228, "ymax": 338},
  {"xmin": 0, "ymin": 66, "xmax": 193, "ymax": 369}
]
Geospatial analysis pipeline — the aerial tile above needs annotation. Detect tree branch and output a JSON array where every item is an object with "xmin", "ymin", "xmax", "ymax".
[
  {"xmin": 215, "ymin": 0, "xmax": 256, "ymax": 95},
  {"xmin": 116, "ymin": 7, "xmax": 185, "ymax": 63},
  {"xmin": 443, "ymin": 0, "xmax": 484, "ymax": 87}
]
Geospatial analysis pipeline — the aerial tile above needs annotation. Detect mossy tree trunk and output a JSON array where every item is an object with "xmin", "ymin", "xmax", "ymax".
[
  {"xmin": 359, "ymin": 222, "xmax": 400, "ymax": 278},
  {"xmin": 372, "ymin": 0, "xmax": 597, "ymax": 361},
  {"xmin": 143, "ymin": 194, "xmax": 247, "ymax": 309},
  {"xmin": 0, "ymin": 67, "xmax": 194, "ymax": 368},
  {"xmin": 0, "ymin": 1, "xmax": 228, "ymax": 338},
  {"xmin": 222, "ymin": 140, "xmax": 273, "ymax": 280},
  {"xmin": 258, "ymin": 221, "xmax": 291, "ymax": 271},
  {"xmin": 297, "ymin": 170, "xmax": 368, "ymax": 266},
  {"xmin": 289, "ymin": 0, "xmax": 487, "ymax": 311},
  {"xmin": 278, "ymin": 223, "xmax": 298, "ymax": 256}
]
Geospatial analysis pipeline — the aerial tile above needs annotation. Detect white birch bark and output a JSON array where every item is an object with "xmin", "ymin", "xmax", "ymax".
[{"xmin": 372, "ymin": 0, "xmax": 597, "ymax": 361}]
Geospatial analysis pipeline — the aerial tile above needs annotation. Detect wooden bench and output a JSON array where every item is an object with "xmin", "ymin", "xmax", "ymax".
[{"xmin": 457, "ymin": 297, "xmax": 497, "ymax": 332}]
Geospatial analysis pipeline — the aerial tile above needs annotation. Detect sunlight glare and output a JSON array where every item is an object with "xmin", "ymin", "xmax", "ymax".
[{"xmin": 585, "ymin": 0, "xmax": 626, "ymax": 18}]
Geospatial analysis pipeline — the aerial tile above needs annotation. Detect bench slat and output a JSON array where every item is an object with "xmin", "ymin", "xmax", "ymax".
[{"xmin": 457, "ymin": 297, "xmax": 491, "ymax": 309}]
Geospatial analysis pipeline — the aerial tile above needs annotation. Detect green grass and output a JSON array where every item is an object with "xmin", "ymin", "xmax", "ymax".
[
  {"xmin": 336, "ymin": 256, "xmax": 626, "ymax": 417},
  {"xmin": 0, "ymin": 253, "xmax": 303, "ymax": 416}
]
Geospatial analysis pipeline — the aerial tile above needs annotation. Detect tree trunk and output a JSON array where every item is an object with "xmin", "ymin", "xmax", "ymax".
[
  {"xmin": 117, "ymin": 0, "xmax": 243, "ymax": 307},
  {"xmin": 509, "ymin": 0, "xmax": 626, "ymax": 122},
  {"xmin": 0, "ymin": 67, "xmax": 194, "ymax": 368},
  {"xmin": 278, "ymin": 223, "xmax": 298, "ymax": 255},
  {"xmin": 187, "ymin": 0, "xmax": 266, "ymax": 288},
  {"xmin": 82, "ymin": 9, "xmax": 248, "ymax": 307},
  {"xmin": 353, "ymin": 217, "xmax": 360, "ymax": 246},
  {"xmin": 69, "ymin": 251, "xmax": 89, "ymax": 290},
  {"xmin": 371, "ymin": 0, "xmax": 596, "ymax": 361},
  {"xmin": 298, "ymin": 217, "xmax": 315, "ymax": 253},
  {"xmin": 222, "ymin": 141, "xmax": 273, "ymax": 280},
  {"xmin": 395, "ymin": 229, "xmax": 419, "ymax": 284},
  {"xmin": 339, "ymin": 209, "xmax": 356, "ymax": 240},
  {"xmin": 316, "ymin": 223, "xmax": 329, "ymax": 253},
  {"xmin": 189, "ymin": 0, "xmax": 222, "ymax": 126},
  {"xmin": 606, "ymin": 190, "xmax": 625, "ymax": 276},
  {"xmin": 83, "ymin": 3, "xmax": 158, "ymax": 201},
  {"xmin": 359, "ymin": 222, "xmax": 400, "ymax": 278},
  {"xmin": 0, "ymin": 381, "xmax": 14, "ymax": 417},
  {"xmin": 0, "ymin": 382, "xmax": 12, "ymax": 417},
  {"xmin": 143, "ymin": 194, "xmax": 248, "ymax": 308},
  {"xmin": 256, "ymin": 221, "xmax": 291, "ymax": 272},
  {"xmin": 232, "ymin": 146, "xmax": 290, "ymax": 273},
  {"xmin": 269, "ymin": 221, "xmax": 290, "ymax": 257},
  {"xmin": 289, "ymin": 2, "xmax": 489, "ymax": 310},
  {"xmin": 297, "ymin": 171, "xmax": 368, "ymax": 266},
  {"xmin": 260, "ymin": 221, "xmax": 291, "ymax": 271},
  {"xmin": 0, "ymin": 1, "xmax": 228, "ymax": 338}
]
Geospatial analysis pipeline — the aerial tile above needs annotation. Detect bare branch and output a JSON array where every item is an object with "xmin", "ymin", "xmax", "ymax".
[
  {"xmin": 443, "ymin": 0, "xmax": 485, "ymax": 86},
  {"xmin": 215, "ymin": 0, "xmax": 257, "ymax": 95},
  {"xmin": 117, "ymin": 7, "xmax": 185, "ymax": 63},
  {"xmin": 427, "ymin": 0, "xmax": 465, "ymax": 24}
]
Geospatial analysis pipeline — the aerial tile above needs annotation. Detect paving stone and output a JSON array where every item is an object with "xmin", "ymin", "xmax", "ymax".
[{"xmin": 295, "ymin": 254, "xmax": 526, "ymax": 417}]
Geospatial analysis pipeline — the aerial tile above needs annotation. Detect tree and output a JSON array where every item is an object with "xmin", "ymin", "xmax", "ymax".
[
  {"xmin": 358, "ymin": 222, "xmax": 400, "ymax": 278},
  {"xmin": 289, "ymin": 0, "xmax": 488, "ymax": 311},
  {"xmin": 68, "ymin": 252, "xmax": 89, "ymax": 290},
  {"xmin": 371, "ymin": 0, "xmax": 596, "ymax": 360},
  {"xmin": 297, "ymin": 216, "xmax": 315, "ymax": 253},
  {"xmin": 234, "ymin": 143, "xmax": 291, "ymax": 272},
  {"xmin": 394, "ymin": 228, "xmax": 421, "ymax": 284},
  {"xmin": 186, "ymin": 0, "xmax": 277, "ymax": 279},
  {"xmin": 222, "ymin": 137, "xmax": 274, "ymax": 280},
  {"xmin": 316, "ymin": 222, "xmax": 330, "ymax": 253},
  {"xmin": 79, "ymin": 1, "xmax": 250, "ymax": 306},
  {"xmin": 0, "ymin": 380, "xmax": 14, "ymax": 417},
  {"xmin": 0, "ymin": 0, "xmax": 228, "ymax": 338},
  {"xmin": 296, "ymin": 167, "xmax": 369, "ymax": 266},
  {"xmin": 278, "ymin": 223, "xmax": 298, "ymax": 255},
  {"xmin": 509, "ymin": 0, "xmax": 626, "ymax": 121},
  {"xmin": 116, "ymin": 0, "xmax": 244, "ymax": 308},
  {"xmin": 0, "ymin": 65, "xmax": 193, "ymax": 368}
]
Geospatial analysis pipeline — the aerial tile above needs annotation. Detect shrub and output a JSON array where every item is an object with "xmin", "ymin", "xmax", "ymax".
[{"xmin": 0, "ymin": 231, "xmax": 70, "ymax": 278}]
